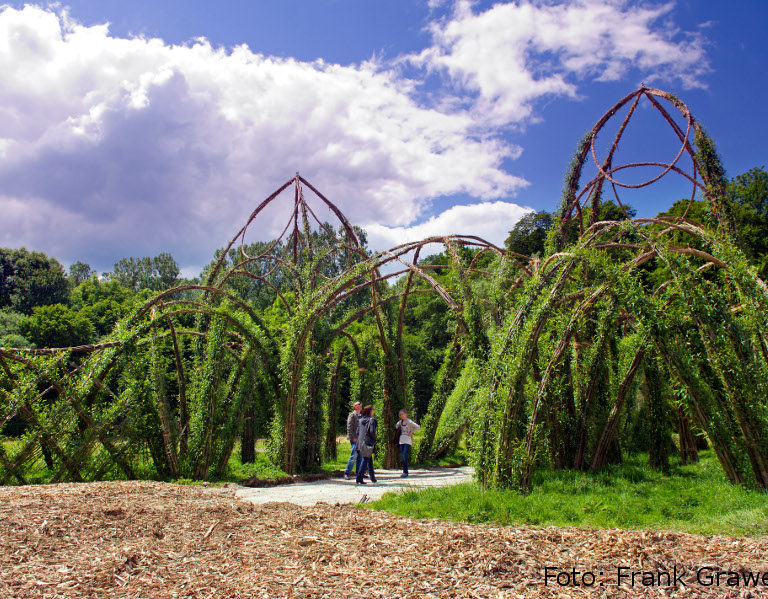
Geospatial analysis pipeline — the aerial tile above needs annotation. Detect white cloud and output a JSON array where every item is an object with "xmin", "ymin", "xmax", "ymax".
[
  {"xmin": 427, "ymin": 0, "xmax": 450, "ymax": 10},
  {"xmin": 412, "ymin": 0, "xmax": 709, "ymax": 125},
  {"xmin": 365, "ymin": 201, "xmax": 533, "ymax": 251},
  {"xmin": 0, "ymin": 3, "xmax": 709, "ymax": 272},
  {"xmin": 0, "ymin": 5, "xmax": 523, "ymax": 270}
]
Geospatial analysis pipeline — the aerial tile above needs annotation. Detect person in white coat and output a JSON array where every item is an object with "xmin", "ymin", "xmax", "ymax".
[{"xmin": 395, "ymin": 409, "xmax": 420, "ymax": 478}]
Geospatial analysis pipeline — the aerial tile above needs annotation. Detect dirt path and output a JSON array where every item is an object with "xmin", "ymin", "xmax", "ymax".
[
  {"xmin": 236, "ymin": 466, "xmax": 473, "ymax": 506},
  {"xmin": 1, "ymin": 481, "xmax": 767, "ymax": 598}
]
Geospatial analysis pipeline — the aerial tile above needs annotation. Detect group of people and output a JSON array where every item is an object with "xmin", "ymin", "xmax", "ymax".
[{"xmin": 344, "ymin": 401, "xmax": 420, "ymax": 485}]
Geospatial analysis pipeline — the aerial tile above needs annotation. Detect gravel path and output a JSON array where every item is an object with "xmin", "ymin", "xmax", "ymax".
[{"xmin": 236, "ymin": 466, "xmax": 473, "ymax": 506}]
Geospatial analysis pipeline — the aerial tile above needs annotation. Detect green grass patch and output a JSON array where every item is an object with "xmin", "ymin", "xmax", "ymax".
[
  {"xmin": 217, "ymin": 442, "xmax": 288, "ymax": 482},
  {"xmin": 319, "ymin": 440, "xmax": 355, "ymax": 475},
  {"xmin": 369, "ymin": 451, "xmax": 768, "ymax": 537}
]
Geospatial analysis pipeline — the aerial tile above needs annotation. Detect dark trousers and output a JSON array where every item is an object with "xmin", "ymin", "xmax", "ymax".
[
  {"xmin": 400, "ymin": 443, "xmax": 411, "ymax": 475},
  {"xmin": 356, "ymin": 452, "xmax": 375, "ymax": 483}
]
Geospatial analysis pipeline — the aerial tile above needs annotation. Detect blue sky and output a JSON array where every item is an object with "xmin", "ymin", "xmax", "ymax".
[{"xmin": 0, "ymin": 0, "xmax": 766, "ymax": 274}]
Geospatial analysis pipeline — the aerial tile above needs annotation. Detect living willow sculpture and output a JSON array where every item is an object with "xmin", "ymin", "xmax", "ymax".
[{"xmin": 1, "ymin": 86, "xmax": 767, "ymax": 493}]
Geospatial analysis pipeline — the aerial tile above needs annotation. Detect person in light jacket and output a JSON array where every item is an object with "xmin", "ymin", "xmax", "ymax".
[
  {"xmin": 355, "ymin": 405, "xmax": 377, "ymax": 485},
  {"xmin": 344, "ymin": 402, "xmax": 362, "ymax": 480},
  {"xmin": 396, "ymin": 409, "xmax": 420, "ymax": 478}
]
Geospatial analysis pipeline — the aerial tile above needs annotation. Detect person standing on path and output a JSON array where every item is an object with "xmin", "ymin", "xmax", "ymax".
[
  {"xmin": 356, "ymin": 405, "xmax": 378, "ymax": 485},
  {"xmin": 344, "ymin": 402, "xmax": 362, "ymax": 480},
  {"xmin": 396, "ymin": 409, "xmax": 420, "ymax": 478}
]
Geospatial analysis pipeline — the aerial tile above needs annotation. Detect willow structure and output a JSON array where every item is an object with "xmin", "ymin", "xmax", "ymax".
[{"xmin": 1, "ymin": 86, "xmax": 767, "ymax": 492}]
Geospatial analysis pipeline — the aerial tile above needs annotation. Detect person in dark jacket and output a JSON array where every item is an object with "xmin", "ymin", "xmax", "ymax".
[
  {"xmin": 355, "ymin": 405, "xmax": 378, "ymax": 485},
  {"xmin": 344, "ymin": 402, "xmax": 362, "ymax": 480}
]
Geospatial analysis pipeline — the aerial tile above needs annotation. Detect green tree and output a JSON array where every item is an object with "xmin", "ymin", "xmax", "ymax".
[
  {"xmin": 728, "ymin": 166, "xmax": 768, "ymax": 278},
  {"xmin": 597, "ymin": 201, "xmax": 636, "ymax": 222},
  {"xmin": 502, "ymin": 204, "xmax": 635, "ymax": 257},
  {"xmin": 108, "ymin": 257, "xmax": 146, "ymax": 291},
  {"xmin": 505, "ymin": 211, "xmax": 552, "ymax": 256},
  {"xmin": 657, "ymin": 198, "xmax": 709, "ymax": 223},
  {"xmin": 0, "ymin": 309, "xmax": 32, "ymax": 348},
  {"xmin": 20, "ymin": 304, "xmax": 95, "ymax": 348},
  {"xmin": 69, "ymin": 278, "xmax": 135, "ymax": 337},
  {"xmin": 153, "ymin": 252, "xmax": 181, "ymax": 290},
  {"xmin": 68, "ymin": 261, "xmax": 93, "ymax": 286},
  {"xmin": 0, "ymin": 252, "xmax": 14, "ymax": 308},
  {"xmin": 0, "ymin": 248, "xmax": 69, "ymax": 314},
  {"xmin": 108, "ymin": 252, "xmax": 180, "ymax": 292}
]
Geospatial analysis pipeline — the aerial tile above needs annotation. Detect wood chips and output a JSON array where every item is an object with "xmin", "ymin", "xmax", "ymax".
[{"xmin": 0, "ymin": 481, "xmax": 766, "ymax": 598}]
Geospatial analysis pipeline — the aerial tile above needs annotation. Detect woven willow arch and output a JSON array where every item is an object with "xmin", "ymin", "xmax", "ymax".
[{"xmin": 2, "ymin": 88, "xmax": 767, "ymax": 491}]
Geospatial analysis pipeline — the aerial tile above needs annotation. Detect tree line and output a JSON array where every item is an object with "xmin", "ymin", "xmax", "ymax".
[{"xmin": 0, "ymin": 251, "xmax": 189, "ymax": 349}]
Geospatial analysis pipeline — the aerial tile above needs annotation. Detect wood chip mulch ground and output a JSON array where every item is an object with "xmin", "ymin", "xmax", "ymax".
[{"xmin": 0, "ymin": 481, "xmax": 766, "ymax": 598}]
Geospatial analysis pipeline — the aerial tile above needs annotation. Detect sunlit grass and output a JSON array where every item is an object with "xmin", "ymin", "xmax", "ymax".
[{"xmin": 369, "ymin": 451, "xmax": 768, "ymax": 537}]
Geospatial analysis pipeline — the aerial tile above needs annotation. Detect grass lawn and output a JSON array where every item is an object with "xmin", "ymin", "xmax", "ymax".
[{"xmin": 369, "ymin": 451, "xmax": 768, "ymax": 537}]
